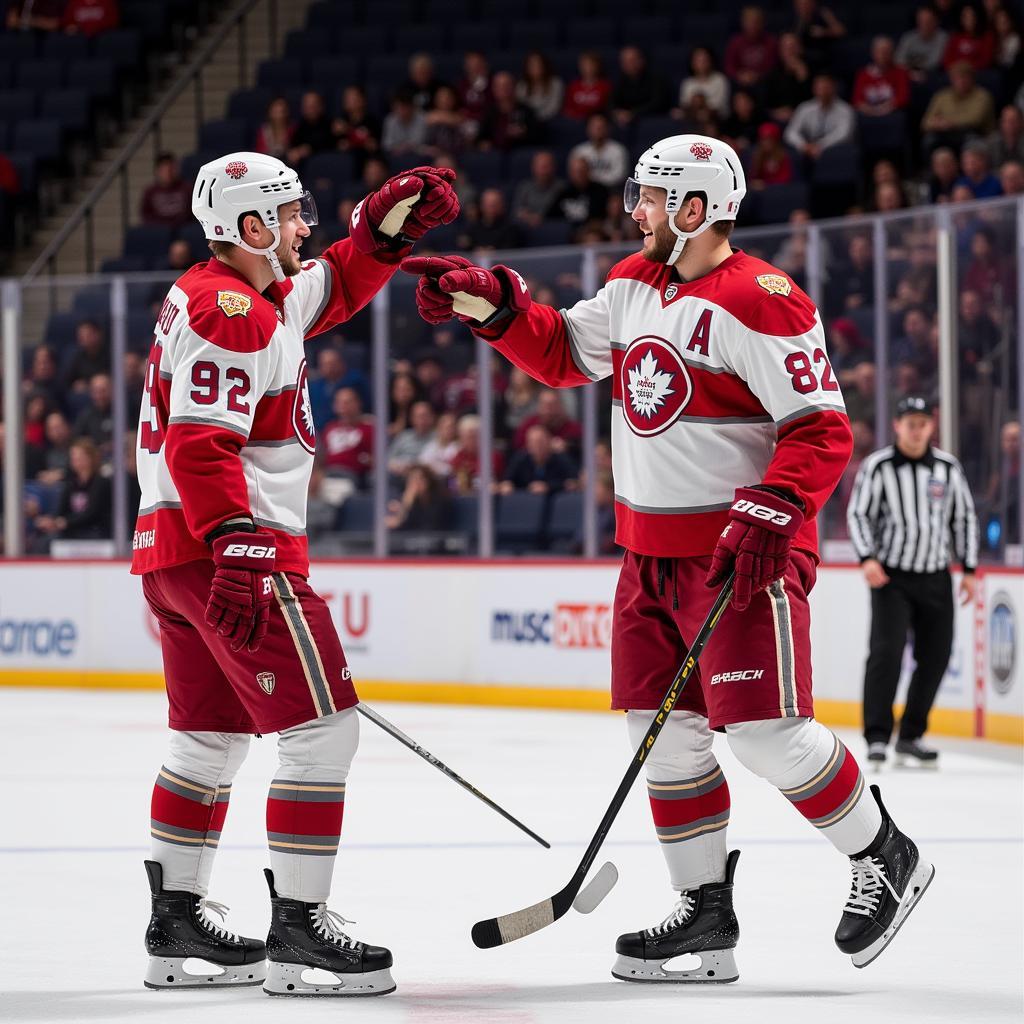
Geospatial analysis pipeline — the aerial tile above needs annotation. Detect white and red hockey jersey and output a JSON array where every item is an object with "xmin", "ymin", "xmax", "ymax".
[
  {"xmin": 483, "ymin": 250, "xmax": 853, "ymax": 558},
  {"xmin": 131, "ymin": 243, "xmax": 399, "ymax": 577}
]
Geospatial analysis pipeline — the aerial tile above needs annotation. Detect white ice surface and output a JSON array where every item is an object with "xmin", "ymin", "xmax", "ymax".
[{"xmin": 1, "ymin": 688, "xmax": 1021, "ymax": 1024}]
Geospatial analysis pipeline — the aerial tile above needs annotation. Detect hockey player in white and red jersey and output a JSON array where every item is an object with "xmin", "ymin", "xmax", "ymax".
[
  {"xmin": 133, "ymin": 152, "xmax": 458, "ymax": 996},
  {"xmin": 402, "ymin": 135, "xmax": 934, "ymax": 980}
]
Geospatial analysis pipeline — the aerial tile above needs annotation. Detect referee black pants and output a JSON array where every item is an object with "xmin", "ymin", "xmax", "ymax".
[{"xmin": 862, "ymin": 569, "xmax": 955, "ymax": 744}]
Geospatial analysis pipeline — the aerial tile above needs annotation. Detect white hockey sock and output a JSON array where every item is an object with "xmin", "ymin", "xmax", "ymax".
[
  {"xmin": 726, "ymin": 718, "xmax": 883, "ymax": 856},
  {"xmin": 627, "ymin": 710, "xmax": 729, "ymax": 891},
  {"xmin": 267, "ymin": 708, "xmax": 359, "ymax": 904},
  {"xmin": 150, "ymin": 730, "xmax": 251, "ymax": 896}
]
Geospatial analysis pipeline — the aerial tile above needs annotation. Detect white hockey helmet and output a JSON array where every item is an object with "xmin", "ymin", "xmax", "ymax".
[
  {"xmin": 624, "ymin": 135, "xmax": 746, "ymax": 264},
  {"xmin": 192, "ymin": 151, "xmax": 318, "ymax": 281}
]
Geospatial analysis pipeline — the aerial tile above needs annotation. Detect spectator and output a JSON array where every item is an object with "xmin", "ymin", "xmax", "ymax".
[
  {"xmin": 956, "ymin": 142, "xmax": 1002, "ymax": 197},
  {"xmin": 721, "ymin": 89, "xmax": 763, "ymax": 152},
  {"xmin": 456, "ymin": 51, "xmax": 493, "ymax": 127},
  {"xmin": 424, "ymin": 85, "xmax": 471, "ymax": 155},
  {"xmin": 322, "ymin": 387, "xmax": 374, "ymax": 486},
  {"xmin": 514, "ymin": 389, "xmax": 582, "ymax": 456},
  {"xmin": 432, "ymin": 151, "xmax": 478, "ymax": 211},
  {"xmin": 792, "ymin": 0, "xmax": 846, "ymax": 72},
  {"xmin": 958, "ymin": 288, "xmax": 1000, "ymax": 381},
  {"xmin": 6, "ymin": 0, "xmax": 62, "ymax": 31},
  {"xmin": 943, "ymin": 4, "xmax": 994, "ymax": 72},
  {"xmin": 764, "ymin": 32, "xmax": 812, "ymax": 122},
  {"xmin": 62, "ymin": 0, "xmax": 118, "ymax": 36},
  {"xmin": 255, "ymin": 97, "xmax": 295, "ymax": 160},
  {"xmin": 412, "ymin": 351, "xmax": 448, "ymax": 409},
  {"xmin": 72, "ymin": 372, "xmax": 113, "ymax": 453},
  {"xmin": 388, "ymin": 371, "xmax": 421, "ymax": 439},
  {"xmin": 23, "ymin": 393, "xmax": 48, "ymax": 477},
  {"xmin": 843, "ymin": 361, "xmax": 877, "ymax": 426},
  {"xmin": 122, "ymin": 351, "xmax": 144, "ymax": 425},
  {"xmin": 677, "ymin": 46, "xmax": 731, "ymax": 120},
  {"xmin": 385, "ymin": 464, "xmax": 451, "ymax": 532},
  {"xmin": 828, "ymin": 233, "xmax": 874, "ymax": 310},
  {"xmin": 724, "ymin": 6, "xmax": 778, "ymax": 88},
  {"xmin": 569, "ymin": 113, "xmax": 629, "ymax": 189},
  {"xmin": 610, "ymin": 46, "xmax": 670, "ymax": 127},
  {"xmin": 892, "ymin": 306, "xmax": 938, "ymax": 379},
  {"xmin": 553, "ymin": 156, "xmax": 608, "ymax": 228},
  {"xmin": 964, "ymin": 226, "xmax": 1014, "ymax": 305},
  {"xmin": 513, "ymin": 150, "xmax": 564, "ymax": 227},
  {"xmin": 896, "ymin": 5, "xmax": 949, "ymax": 80},
  {"xmin": 499, "ymin": 424, "xmax": 577, "ymax": 495},
  {"xmin": 33, "ymin": 438, "xmax": 112, "ymax": 544},
  {"xmin": 36, "ymin": 411, "xmax": 71, "ymax": 485},
  {"xmin": 503, "ymin": 366, "xmax": 540, "ymax": 436},
  {"xmin": 287, "ymin": 91, "xmax": 336, "ymax": 166},
  {"xmin": 24, "ymin": 344, "xmax": 63, "ymax": 412},
  {"xmin": 420, "ymin": 410, "xmax": 459, "ymax": 478},
  {"xmin": 602, "ymin": 191, "xmax": 637, "ymax": 242},
  {"xmin": 784, "ymin": 73, "xmax": 856, "ymax": 163},
  {"xmin": 161, "ymin": 238, "xmax": 193, "ymax": 272},
  {"xmin": 308, "ymin": 346, "xmax": 369, "ymax": 430},
  {"xmin": 402, "ymin": 53, "xmax": 445, "ymax": 112},
  {"xmin": 986, "ymin": 105, "xmax": 1024, "ymax": 167},
  {"xmin": 479, "ymin": 70, "xmax": 539, "ymax": 150},
  {"xmin": 981, "ymin": 420, "xmax": 1021, "ymax": 547},
  {"xmin": 516, "ymin": 51, "xmax": 564, "ymax": 122},
  {"xmin": 999, "ymin": 159, "xmax": 1024, "ymax": 194},
  {"xmin": 450, "ymin": 414, "xmax": 504, "ymax": 494},
  {"xmin": 334, "ymin": 86, "xmax": 381, "ymax": 160},
  {"xmin": 140, "ymin": 153, "xmax": 190, "ymax": 229},
  {"xmin": 388, "ymin": 401, "xmax": 437, "ymax": 478},
  {"xmin": 928, "ymin": 146, "xmax": 961, "ymax": 201},
  {"xmin": 381, "ymin": 90, "xmax": 428, "ymax": 157},
  {"xmin": 828, "ymin": 317, "xmax": 872, "ymax": 381},
  {"xmin": 63, "ymin": 319, "xmax": 108, "ymax": 393},
  {"xmin": 458, "ymin": 188, "xmax": 523, "ymax": 251},
  {"xmin": 677, "ymin": 92, "xmax": 720, "ymax": 138},
  {"xmin": 563, "ymin": 50, "xmax": 611, "ymax": 120},
  {"xmin": 874, "ymin": 180, "xmax": 905, "ymax": 212},
  {"xmin": 993, "ymin": 7, "xmax": 1020, "ymax": 69},
  {"xmin": 854, "ymin": 36, "xmax": 910, "ymax": 117},
  {"xmin": 749, "ymin": 122, "xmax": 794, "ymax": 188}
]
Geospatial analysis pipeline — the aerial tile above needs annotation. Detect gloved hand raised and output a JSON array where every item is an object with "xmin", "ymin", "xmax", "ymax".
[
  {"xmin": 205, "ymin": 530, "xmax": 276, "ymax": 653},
  {"xmin": 400, "ymin": 255, "xmax": 531, "ymax": 327},
  {"xmin": 350, "ymin": 166, "xmax": 459, "ymax": 255},
  {"xmin": 705, "ymin": 487, "xmax": 804, "ymax": 611}
]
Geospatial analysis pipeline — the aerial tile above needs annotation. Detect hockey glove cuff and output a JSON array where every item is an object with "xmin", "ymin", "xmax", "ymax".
[
  {"xmin": 706, "ymin": 486, "xmax": 805, "ymax": 611},
  {"xmin": 205, "ymin": 531, "xmax": 276, "ymax": 654}
]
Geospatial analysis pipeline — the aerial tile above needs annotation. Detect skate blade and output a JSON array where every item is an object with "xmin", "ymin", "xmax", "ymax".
[
  {"xmin": 852, "ymin": 859, "xmax": 936, "ymax": 969},
  {"xmin": 263, "ymin": 961, "xmax": 396, "ymax": 997},
  {"xmin": 144, "ymin": 955, "xmax": 266, "ymax": 989},
  {"xmin": 611, "ymin": 949, "xmax": 738, "ymax": 984},
  {"xmin": 894, "ymin": 755, "xmax": 939, "ymax": 770}
]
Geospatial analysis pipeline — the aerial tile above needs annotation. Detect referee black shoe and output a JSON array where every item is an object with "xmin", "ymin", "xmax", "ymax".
[{"xmin": 894, "ymin": 739, "xmax": 939, "ymax": 768}]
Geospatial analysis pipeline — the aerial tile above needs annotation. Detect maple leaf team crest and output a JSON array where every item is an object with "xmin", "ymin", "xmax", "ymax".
[
  {"xmin": 690, "ymin": 142, "xmax": 712, "ymax": 161},
  {"xmin": 292, "ymin": 359, "xmax": 316, "ymax": 453},
  {"xmin": 225, "ymin": 160, "xmax": 248, "ymax": 180},
  {"xmin": 619, "ymin": 336, "xmax": 693, "ymax": 437}
]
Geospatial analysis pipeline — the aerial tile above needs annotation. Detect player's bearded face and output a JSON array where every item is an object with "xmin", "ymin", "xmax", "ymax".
[
  {"xmin": 634, "ymin": 189, "xmax": 677, "ymax": 264},
  {"xmin": 275, "ymin": 202, "xmax": 310, "ymax": 276}
]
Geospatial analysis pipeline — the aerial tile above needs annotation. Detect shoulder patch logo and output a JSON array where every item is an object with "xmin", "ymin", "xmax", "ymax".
[
  {"xmin": 755, "ymin": 273, "xmax": 792, "ymax": 297},
  {"xmin": 217, "ymin": 290, "xmax": 253, "ymax": 317},
  {"xmin": 256, "ymin": 671, "xmax": 275, "ymax": 695},
  {"xmin": 225, "ymin": 160, "xmax": 248, "ymax": 180}
]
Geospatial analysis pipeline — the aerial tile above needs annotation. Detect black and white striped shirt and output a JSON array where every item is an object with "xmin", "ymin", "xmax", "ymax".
[{"xmin": 846, "ymin": 445, "xmax": 979, "ymax": 573}]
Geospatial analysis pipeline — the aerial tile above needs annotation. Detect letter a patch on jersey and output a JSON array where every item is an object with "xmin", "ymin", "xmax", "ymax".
[
  {"xmin": 755, "ymin": 274, "xmax": 792, "ymax": 297},
  {"xmin": 217, "ymin": 290, "xmax": 253, "ymax": 318},
  {"xmin": 686, "ymin": 308, "xmax": 713, "ymax": 356}
]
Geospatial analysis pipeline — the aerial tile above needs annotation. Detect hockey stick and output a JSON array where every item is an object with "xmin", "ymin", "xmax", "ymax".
[
  {"xmin": 470, "ymin": 573, "xmax": 735, "ymax": 948},
  {"xmin": 356, "ymin": 703, "xmax": 550, "ymax": 849}
]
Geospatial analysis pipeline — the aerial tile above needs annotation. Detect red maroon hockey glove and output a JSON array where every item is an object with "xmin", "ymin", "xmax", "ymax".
[
  {"xmin": 349, "ymin": 166, "xmax": 459, "ymax": 256},
  {"xmin": 706, "ymin": 487, "xmax": 804, "ymax": 611},
  {"xmin": 205, "ymin": 531, "xmax": 276, "ymax": 653},
  {"xmin": 400, "ymin": 255, "xmax": 531, "ymax": 328}
]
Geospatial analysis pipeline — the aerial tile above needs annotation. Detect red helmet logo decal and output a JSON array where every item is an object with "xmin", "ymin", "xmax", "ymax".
[
  {"xmin": 225, "ymin": 161, "xmax": 248, "ymax": 180},
  {"xmin": 689, "ymin": 143, "xmax": 712, "ymax": 161}
]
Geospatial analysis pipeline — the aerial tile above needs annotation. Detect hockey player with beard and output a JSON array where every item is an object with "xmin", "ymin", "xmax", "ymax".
[
  {"xmin": 401, "ymin": 135, "xmax": 933, "ymax": 981},
  {"xmin": 133, "ymin": 152, "xmax": 457, "ymax": 996}
]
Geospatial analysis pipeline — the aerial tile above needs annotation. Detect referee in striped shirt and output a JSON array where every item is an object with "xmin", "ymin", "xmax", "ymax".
[{"xmin": 846, "ymin": 396, "xmax": 979, "ymax": 768}]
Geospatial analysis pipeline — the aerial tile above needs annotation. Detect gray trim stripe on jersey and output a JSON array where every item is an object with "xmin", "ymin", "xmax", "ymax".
[
  {"xmin": 253, "ymin": 516, "xmax": 306, "ymax": 536},
  {"xmin": 245, "ymin": 437, "xmax": 302, "ymax": 448},
  {"xmin": 559, "ymin": 310, "xmax": 603, "ymax": 382},
  {"xmin": 303, "ymin": 258, "xmax": 334, "ymax": 332},
  {"xmin": 611, "ymin": 398, "xmax": 772, "ymax": 425},
  {"xmin": 614, "ymin": 493, "xmax": 732, "ymax": 515},
  {"xmin": 271, "ymin": 573, "xmax": 336, "ymax": 719},
  {"xmin": 768, "ymin": 579, "xmax": 799, "ymax": 717},
  {"xmin": 167, "ymin": 414, "xmax": 249, "ymax": 439},
  {"xmin": 775, "ymin": 403, "xmax": 848, "ymax": 428},
  {"xmin": 263, "ymin": 382, "xmax": 299, "ymax": 397},
  {"xmin": 138, "ymin": 499, "xmax": 184, "ymax": 517}
]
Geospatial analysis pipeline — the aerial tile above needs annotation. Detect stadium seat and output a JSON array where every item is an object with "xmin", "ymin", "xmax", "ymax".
[
  {"xmin": 756, "ymin": 182, "xmax": 811, "ymax": 225},
  {"xmin": 335, "ymin": 493, "xmax": 375, "ymax": 532},
  {"xmin": 566, "ymin": 20, "xmax": 617, "ymax": 49},
  {"xmin": 0, "ymin": 90, "xmax": 36, "ymax": 121},
  {"xmin": 16, "ymin": 60, "xmax": 64, "ymax": 92},
  {"xmin": 43, "ymin": 311, "xmax": 82, "ymax": 347},
  {"xmin": 99, "ymin": 255, "xmax": 146, "ymax": 273},
  {"xmin": 507, "ymin": 22, "xmax": 561, "ymax": 50},
  {"xmin": 227, "ymin": 87, "xmax": 273, "ymax": 128},
  {"xmin": 257, "ymin": 59, "xmax": 304, "ymax": 91},
  {"xmin": 393, "ymin": 24, "xmax": 445, "ymax": 53},
  {"xmin": 304, "ymin": 153, "xmax": 357, "ymax": 193},
  {"xmin": 495, "ymin": 491, "xmax": 547, "ymax": 552},
  {"xmin": 525, "ymin": 221, "xmax": 574, "ymax": 248},
  {"xmin": 812, "ymin": 143, "xmax": 861, "ymax": 186},
  {"xmin": 334, "ymin": 25, "xmax": 389, "ymax": 55},
  {"xmin": 284, "ymin": 29, "xmax": 333, "ymax": 59},
  {"xmin": 459, "ymin": 150, "xmax": 505, "ymax": 186},
  {"xmin": 40, "ymin": 91, "xmax": 92, "ymax": 135},
  {"xmin": 13, "ymin": 119, "xmax": 63, "ymax": 162},
  {"xmin": 546, "ymin": 489, "xmax": 583, "ymax": 545},
  {"xmin": 0, "ymin": 34, "xmax": 35, "ymax": 63},
  {"xmin": 309, "ymin": 57, "xmax": 361, "ymax": 90},
  {"xmin": 66, "ymin": 59, "xmax": 116, "ymax": 98},
  {"xmin": 41, "ymin": 33, "xmax": 89, "ymax": 61},
  {"xmin": 93, "ymin": 29, "xmax": 142, "ymax": 70},
  {"xmin": 123, "ymin": 224, "xmax": 173, "ymax": 266},
  {"xmin": 198, "ymin": 118, "xmax": 249, "ymax": 152},
  {"xmin": 451, "ymin": 494, "xmax": 480, "ymax": 542}
]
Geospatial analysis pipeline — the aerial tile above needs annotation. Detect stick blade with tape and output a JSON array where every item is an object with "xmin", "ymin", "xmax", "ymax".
[{"xmin": 572, "ymin": 861, "xmax": 618, "ymax": 914}]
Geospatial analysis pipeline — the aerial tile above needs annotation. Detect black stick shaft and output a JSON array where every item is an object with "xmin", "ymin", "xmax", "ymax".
[
  {"xmin": 356, "ymin": 703, "xmax": 551, "ymax": 849},
  {"xmin": 561, "ymin": 574, "xmax": 735, "ymax": 902}
]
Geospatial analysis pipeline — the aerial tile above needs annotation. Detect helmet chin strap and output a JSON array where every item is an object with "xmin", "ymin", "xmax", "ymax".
[
  {"xmin": 237, "ymin": 227, "xmax": 285, "ymax": 282},
  {"xmin": 664, "ymin": 211, "xmax": 715, "ymax": 267}
]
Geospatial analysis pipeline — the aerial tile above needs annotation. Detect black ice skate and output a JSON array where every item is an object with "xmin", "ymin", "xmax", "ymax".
[
  {"xmin": 612, "ymin": 849, "xmax": 740, "ymax": 984},
  {"xmin": 263, "ymin": 868, "xmax": 395, "ymax": 996},
  {"xmin": 866, "ymin": 742, "xmax": 887, "ymax": 769},
  {"xmin": 143, "ymin": 860, "xmax": 267, "ymax": 989},
  {"xmin": 894, "ymin": 738, "xmax": 939, "ymax": 768},
  {"xmin": 835, "ymin": 785, "xmax": 935, "ymax": 968}
]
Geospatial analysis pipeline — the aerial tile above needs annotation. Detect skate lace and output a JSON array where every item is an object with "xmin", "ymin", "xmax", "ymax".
[
  {"xmin": 844, "ymin": 856, "xmax": 900, "ymax": 916},
  {"xmin": 196, "ymin": 899, "xmax": 240, "ymax": 942},
  {"xmin": 643, "ymin": 893, "xmax": 696, "ymax": 937},
  {"xmin": 310, "ymin": 904, "xmax": 360, "ymax": 950}
]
